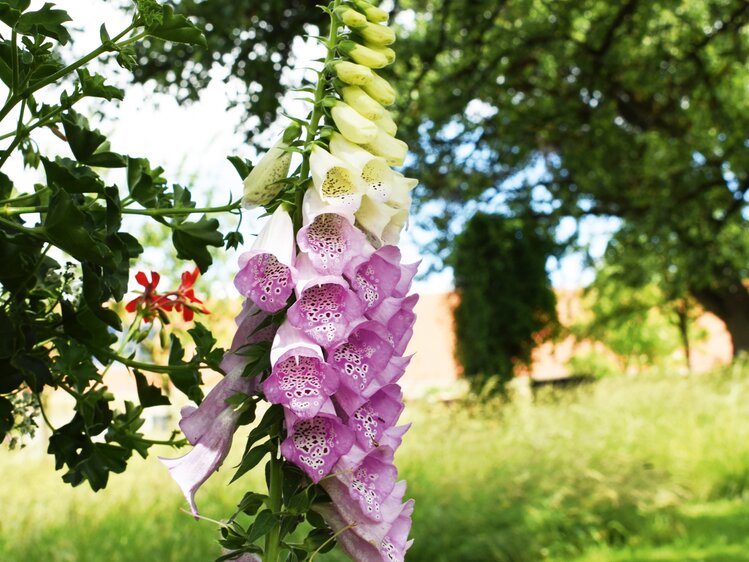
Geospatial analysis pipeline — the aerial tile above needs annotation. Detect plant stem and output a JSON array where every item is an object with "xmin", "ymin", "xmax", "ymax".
[
  {"xmin": 0, "ymin": 202, "xmax": 241, "ymax": 217},
  {"xmin": 264, "ymin": 444, "xmax": 284, "ymax": 562}
]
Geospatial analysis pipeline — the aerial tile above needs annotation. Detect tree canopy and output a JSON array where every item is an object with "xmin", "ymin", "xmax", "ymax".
[{"xmin": 135, "ymin": 0, "xmax": 749, "ymax": 355}]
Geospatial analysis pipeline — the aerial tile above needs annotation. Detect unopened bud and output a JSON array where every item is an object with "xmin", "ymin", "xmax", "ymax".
[
  {"xmin": 362, "ymin": 72, "xmax": 396, "ymax": 106},
  {"xmin": 353, "ymin": 0, "xmax": 389, "ymax": 23},
  {"xmin": 331, "ymin": 101, "xmax": 379, "ymax": 144},
  {"xmin": 339, "ymin": 39, "xmax": 389, "ymax": 69},
  {"xmin": 363, "ymin": 129, "xmax": 408, "ymax": 166},
  {"xmin": 341, "ymin": 85, "xmax": 385, "ymax": 121},
  {"xmin": 365, "ymin": 43, "xmax": 396, "ymax": 64},
  {"xmin": 333, "ymin": 60, "xmax": 374, "ymax": 86},
  {"xmin": 356, "ymin": 22, "xmax": 396, "ymax": 46},
  {"xmin": 375, "ymin": 111, "xmax": 397, "ymax": 136},
  {"xmin": 242, "ymin": 140, "xmax": 291, "ymax": 208},
  {"xmin": 336, "ymin": 7, "xmax": 367, "ymax": 28}
]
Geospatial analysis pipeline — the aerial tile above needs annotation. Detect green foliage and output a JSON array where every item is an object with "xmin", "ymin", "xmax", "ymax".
[
  {"xmin": 0, "ymin": 0, "xmax": 234, "ymax": 492},
  {"xmin": 3, "ymin": 366, "xmax": 749, "ymax": 561},
  {"xmin": 451, "ymin": 212, "xmax": 558, "ymax": 390}
]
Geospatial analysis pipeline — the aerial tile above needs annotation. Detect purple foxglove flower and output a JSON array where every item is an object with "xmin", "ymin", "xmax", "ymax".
[
  {"xmin": 269, "ymin": 320, "xmax": 321, "ymax": 366},
  {"xmin": 297, "ymin": 212, "xmax": 368, "ymax": 276},
  {"xmin": 160, "ymin": 365, "xmax": 251, "ymax": 517},
  {"xmin": 367, "ymin": 294, "xmax": 418, "ymax": 355},
  {"xmin": 219, "ymin": 301, "xmax": 276, "ymax": 381},
  {"xmin": 330, "ymin": 321, "xmax": 393, "ymax": 395},
  {"xmin": 263, "ymin": 352, "xmax": 339, "ymax": 419},
  {"xmin": 234, "ymin": 207, "xmax": 297, "ymax": 313},
  {"xmin": 317, "ymin": 482, "xmax": 414, "ymax": 562},
  {"xmin": 333, "ymin": 354, "xmax": 411, "ymax": 415},
  {"xmin": 337, "ymin": 445, "xmax": 398, "ymax": 522},
  {"xmin": 344, "ymin": 246, "xmax": 404, "ymax": 311},
  {"xmin": 281, "ymin": 412, "xmax": 354, "ymax": 483},
  {"xmin": 347, "ymin": 385, "xmax": 404, "ymax": 451},
  {"xmin": 375, "ymin": 355, "xmax": 412, "ymax": 389},
  {"xmin": 363, "ymin": 245, "xmax": 418, "ymax": 298},
  {"xmin": 287, "ymin": 277, "xmax": 364, "ymax": 349}
]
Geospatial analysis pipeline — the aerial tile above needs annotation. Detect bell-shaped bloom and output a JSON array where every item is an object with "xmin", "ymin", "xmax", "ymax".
[
  {"xmin": 330, "ymin": 321, "xmax": 393, "ymax": 395},
  {"xmin": 310, "ymin": 146, "xmax": 364, "ymax": 213},
  {"xmin": 362, "ymin": 129, "xmax": 408, "ymax": 167},
  {"xmin": 338, "ymin": 445, "xmax": 398, "ymax": 522},
  {"xmin": 269, "ymin": 320, "xmax": 321, "ymax": 366},
  {"xmin": 281, "ymin": 411, "xmax": 354, "ymax": 482},
  {"xmin": 381, "ymin": 207, "xmax": 410, "ymax": 245},
  {"xmin": 235, "ymin": 207, "xmax": 296, "ymax": 313},
  {"xmin": 297, "ymin": 211, "xmax": 368, "ymax": 276},
  {"xmin": 340, "ymin": 86, "xmax": 385, "ymax": 121},
  {"xmin": 334, "ymin": 354, "xmax": 411, "ymax": 414},
  {"xmin": 339, "ymin": 39, "xmax": 389, "ymax": 69},
  {"xmin": 160, "ymin": 365, "xmax": 251, "ymax": 517},
  {"xmin": 242, "ymin": 140, "xmax": 291, "ymax": 208},
  {"xmin": 345, "ymin": 246, "xmax": 403, "ymax": 311},
  {"xmin": 331, "ymin": 101, "xmax": 379, "ymax": 144},
  {"xmin": 263, "ymin": 350, "xmax": 339, "ymax": 419},
  {"xmin": 356, "ymin": 196, "xmax": 400, "ymax": 240},
  {"xmin": 219, "ymin": 301, "xmax": 276, "ymax": 376},
  {"xmin": 333, "ymin": 60, "xmax": 374, "ymax": 86},
  {"xmin": 287, "ymin": 276, "xmax": 365, "ymax": 349},
  {"xmin": 347, "ymin": 384, "xmax": 404, "ymax": 451},
  {"xmin": 357, "ymin": 22, "xmax": 396, "ymax": 46},
  {"xmin": 329, "ymin": 133, "xmax": 407, "ymax": 203},
  {"xmin": 369, "ymin": 294, "xmax": 419, "ymax": 355},
  {"xmin": 317, "ymin": 483, "xmax": 414, "ymax": 562},
  {"xmin": 362, "ymin": 72, "xmax": 396, "ymax": 106}
]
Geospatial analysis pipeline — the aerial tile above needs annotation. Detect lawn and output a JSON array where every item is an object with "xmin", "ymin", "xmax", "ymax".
[{"xmin": 2, "ymin": 364, "xmax": 749, "ymax": 561}]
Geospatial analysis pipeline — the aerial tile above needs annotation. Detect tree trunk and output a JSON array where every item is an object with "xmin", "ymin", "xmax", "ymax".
[
  {"xmin": 674, "ymin": 300, "xmax": 692, "ymax": 372},
  {"xmin": 692, "ymin": 279, "xmax": 749, "ymax": 358}
]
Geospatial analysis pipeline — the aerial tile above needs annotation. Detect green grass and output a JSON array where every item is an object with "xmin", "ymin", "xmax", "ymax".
[{"xmin": 2, "ymin": 364, "xmax": 749, "ymax": 561}]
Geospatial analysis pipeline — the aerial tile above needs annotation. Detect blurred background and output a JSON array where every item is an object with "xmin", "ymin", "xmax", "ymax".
[{"xmin": 2, "ymin": 0, "xmax": 749, "ymax": 560}]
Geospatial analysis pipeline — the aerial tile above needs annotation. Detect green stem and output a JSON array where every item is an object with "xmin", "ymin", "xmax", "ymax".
[
  {"xmin": 91, "ymin": 346, "xmax": 199, "ymax": 375},
  {"xmin": 0, "ymin": 202, "xmax": 241, "ymax": 217},
  {"xmin": 0, "ymin": 215, "xmax": 45, "ymax": 235},
  {"xmin": 264, "ymin": 444, "xmax": 284, "ymax": 562}
]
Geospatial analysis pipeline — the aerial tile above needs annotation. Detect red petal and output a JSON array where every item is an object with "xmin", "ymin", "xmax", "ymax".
[
  {"xmin": 125, "ymin": 297, "xmax": 140, "ymax": 312},
  {"xmin": 135, "ymin": 271, "xmax": 148, "ymax": 287},
  {"xmin": 182, "ymin": 307, "xmax": 194, "ymax": 322},
  {"xmin": 150, "ymin": 271, "xmax": 161, "ymax": 288}
]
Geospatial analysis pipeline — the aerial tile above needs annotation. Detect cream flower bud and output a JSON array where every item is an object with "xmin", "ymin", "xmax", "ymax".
[
  {"xmin": 337, "ymin": 6, "xmax": 368, "ymax": 28},
  {"xmin": 357, "ymin": 22, "xmax": 396, "ymax": 46},
  {"xmin": 356, "ymin": 195, "xmax": 400, "ymax": 239},
  {"xmin": 362, "ymin": 72, "xmax": 396, "ymax": 106},
  {"xmin": 331, "ymin": 101, "xmax": 379, "ymax": 144},
  {"xmin": 375, "ymin": 111, "xmax": 398, "ymax": 136},
  {"xmin": 353, "ymin": 0, "xmax": 389, "ymax": 23},
  {"xmin": 242, "ymin": 140, "xmax": 291, "ymax": 208},
  {"xmin": 365, "ymin": 43, "xmax": 396, "ymax": 64},
  {"xmin": 339, "ymin": 40, "xmax": 389, "ymax": 69},
  {"xmin": 341, "ymin": 86, "xmax": 385, "ymax": 121},
  {"xmin": 333, "ymin": 61, "xmax": 374, "ymax": 86},
  {"xmin": 363, "ymin": 129, "xmax": 408, "ymax": 166}
]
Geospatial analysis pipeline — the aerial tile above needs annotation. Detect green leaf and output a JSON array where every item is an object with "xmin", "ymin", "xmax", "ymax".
[
  {"xmin": 246, "ymin": 509, "xmax": 278, "ymax": 543},
  {"xmin": 42, "ymin": 157, "xmax": 104, "ymax": 193},
  {"xmin": 43, "ymin": 189, "xmax": 113, "ymax": 266},
  {"xmin": 0, "ymin": 395, "xmax": 13, "ymax": 441},
  {"xmin": 16, "ymin": 3, "xmax": 71, "ymax": 45},
  {"xmin": 77, "ymin": 69, "xmax": 124, "ymax": 101},
  {"xmin": 231, "ymin": 442, "xmax": 270, "ymax": 483},
  {"xmin": 61, "ymin": 111, "xmax": 126, "ymax": 168},
  {"xmin": 133, "ymin": 369, "xmax": 170, "ymax": 407},
  {"xmin": 167, "ymin": 334, "xmax": 203, "ymax": 403},
  {"xmin": 303, "ymin": 528, "xmax": 335, "ymax": 553},
  {"xmin": 127, "ymin": 157, "xmax": 167, "ymax": 207},
  {"xmin": 137, "ymin": 0, "xmax": 163, "ymax": 26},
  {"xmin": 236, "ymin": 491, "xmax": 267, "ymax": 517},
  {"xmin": 227, "ymin": 155, "xmax": 253, "ymax": 179},
  {"xmin": 171, "ymin": 215, "xmax": 223, "ymax": 273},
  {"xmin": 0, "ymin": 0, "xmax": 27, "ymax": 27},
  {"xmin": 52, "ymin": 339, "xmax": 101, "ymax": 393},
  {"xmin": 147, "ymin": 5, "xmax": 207, "ymax": 47}
]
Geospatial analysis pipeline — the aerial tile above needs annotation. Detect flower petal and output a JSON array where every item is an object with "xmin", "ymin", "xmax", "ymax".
[{"xmin": 280, "ymin": 413, "xmax": 354, "ymax": 482}]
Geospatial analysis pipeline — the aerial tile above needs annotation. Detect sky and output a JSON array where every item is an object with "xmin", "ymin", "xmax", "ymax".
[{"xmin": 2, "ymin": 1, "xmax": 617, "ymax": 297}]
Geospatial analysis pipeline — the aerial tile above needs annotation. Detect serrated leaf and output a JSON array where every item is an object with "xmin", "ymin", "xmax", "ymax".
[
  {"xmin": 16, "ymin": 3, "xmax": 71, "ymax": 45},
  {"xmin": 137, "ymin": 0, "xmax": 163, "ymax": 26},
  {"xmin": 235, "ymin": 491, "xmax": 267, "ymax": 517},
  {"xmin": 77, "ymin": 69, "xmax": 124, "ymax": 101},
  {"xmin": 133, "ymin": 369, "xmax": 170, "ymax": 407},
  {"xmin": 147, "ymin": 4, "xmax": 207, "ymax": 47},
  {"xmin": 0, "ymin": 395, "xmax": 13, "ymax": 441},
  {"xmin": 171, "ymin": 215, "xmax": 223, "ymax": 273}
]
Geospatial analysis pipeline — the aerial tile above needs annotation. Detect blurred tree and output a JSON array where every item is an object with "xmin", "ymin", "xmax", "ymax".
[
  {"xmin": 450, "ymin": 212, "xmax": 558, "ymax": 390},
  {"xmin": 134, "ymin": 0, "xmax": 749, "ymax": 356}
]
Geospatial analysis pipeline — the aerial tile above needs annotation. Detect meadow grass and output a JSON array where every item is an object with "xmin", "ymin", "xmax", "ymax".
[{"xmin": 2, "ymin": 364, "xmax": 749, "ymax": 561}]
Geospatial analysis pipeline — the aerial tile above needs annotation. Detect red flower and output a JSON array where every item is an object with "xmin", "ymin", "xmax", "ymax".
[
  {"xmin": 125, "ymin": 267, "xmax": 209, "ymax": 323},
  {"xmin": 174, "ymin": 267, "xmax": 210, "ymax": 322}
]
